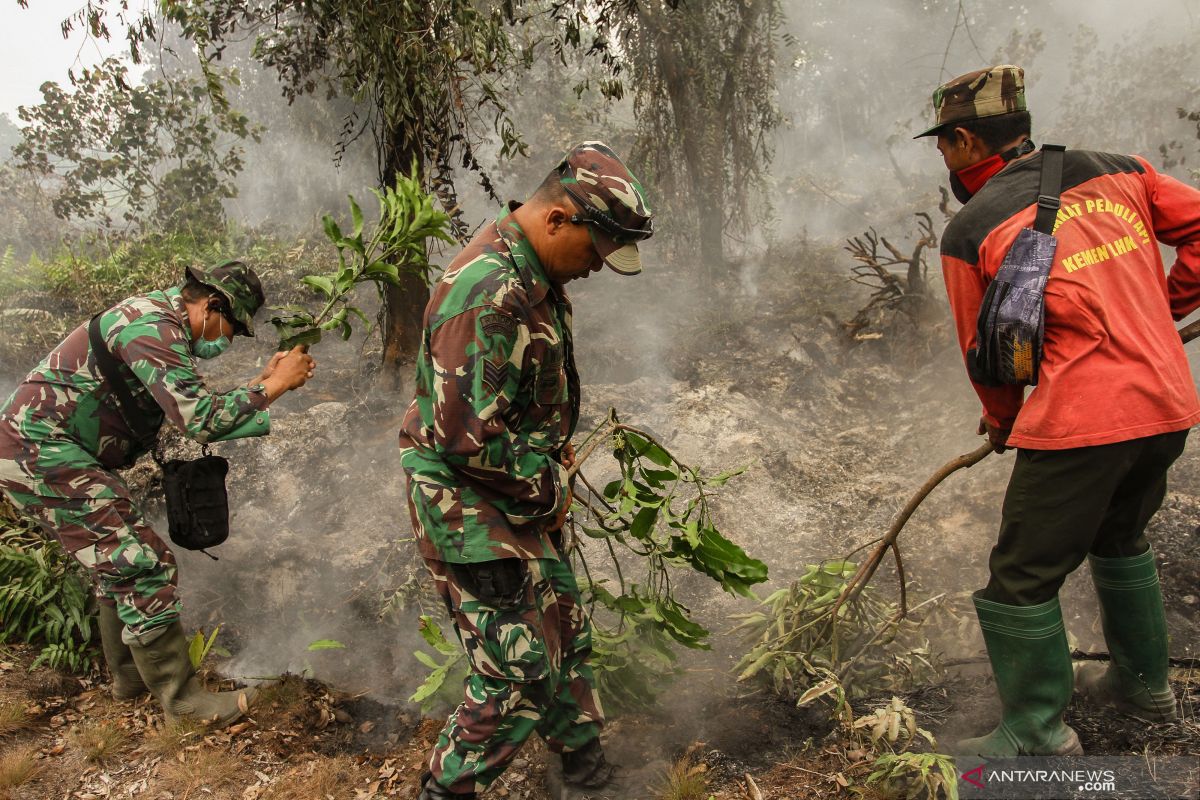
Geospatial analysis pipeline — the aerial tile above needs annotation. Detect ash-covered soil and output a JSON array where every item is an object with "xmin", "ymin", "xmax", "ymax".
[{"xmin": 1, "ymin": 241, "xmax": 1197, "ymax": 798}]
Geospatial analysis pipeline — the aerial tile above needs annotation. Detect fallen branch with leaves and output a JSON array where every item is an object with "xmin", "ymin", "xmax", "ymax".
[{"xmin": 410, "ymin": 408, "xmax": 769, "ymax": 713}]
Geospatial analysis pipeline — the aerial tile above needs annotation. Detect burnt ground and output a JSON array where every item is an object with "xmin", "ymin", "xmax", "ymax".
[{"xmin": 2, "ymin": 239, "xmax": 1199, "ymax": 798}]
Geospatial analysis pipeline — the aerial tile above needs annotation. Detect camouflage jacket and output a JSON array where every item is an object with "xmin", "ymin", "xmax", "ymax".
[
  {"xmin": 0, "ymin": 287, "xmax": 270, "ymax": 471},
  {"xmin": 399, "ymin": 203, "xmax": 579, "ymax": 563}
]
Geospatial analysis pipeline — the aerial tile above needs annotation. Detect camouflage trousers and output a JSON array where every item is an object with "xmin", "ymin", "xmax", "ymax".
[
  {"xmin": 424, "ymin": 551, "xmax": 605, "ymax": 794},
  {"xmin": 0, "ymin": 438, "xmax": 180, "ymax": 637}
]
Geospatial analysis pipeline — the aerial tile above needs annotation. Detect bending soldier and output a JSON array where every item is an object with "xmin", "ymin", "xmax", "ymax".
[
  {"xmin": 0, "ymin": 261, "xmax": 316, "ymax": 726},
  {"xmin": 919, "ymin": 66, "xmax": 1200, "ymax": 756},
  {"xmin": 398, "ymin": 142, "xmax": 653, "ymax": 799}
]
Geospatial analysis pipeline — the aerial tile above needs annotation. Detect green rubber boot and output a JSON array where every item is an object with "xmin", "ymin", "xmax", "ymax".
[
  {"xmin": 127, "ymin": 621, "xmax": 255, "ymax": 727},
  {"xmin": 97, "ymin": 605, "xmax": 147, "ymax": 701},
  {"xmin": 954, "ymin": 594, "xmax": 1083, "ymax": 757},
  {"xmin": 1075, "ymin": 548, "xmax": 1178, "ymax": 722}
]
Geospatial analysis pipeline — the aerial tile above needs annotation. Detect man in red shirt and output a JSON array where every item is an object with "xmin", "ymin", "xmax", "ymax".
[{"xmin": 919, "ymin": 65, "xmax": 1200, "ymax": 756}]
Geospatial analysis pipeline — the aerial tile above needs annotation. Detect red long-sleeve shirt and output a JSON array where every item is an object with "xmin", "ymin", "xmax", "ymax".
[{"xmin": 940, "ymin": 149, "xmax": 1200, "ymax": 449}]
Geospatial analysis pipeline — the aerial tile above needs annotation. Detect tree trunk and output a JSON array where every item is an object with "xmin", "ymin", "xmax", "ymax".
[
  {"xmin": 378, "ymin": 132, "xmax": 429, "ymax": 384},
  {"xmin": 647, "ymin": 5, "xmax": 726, "ymax": 271}
]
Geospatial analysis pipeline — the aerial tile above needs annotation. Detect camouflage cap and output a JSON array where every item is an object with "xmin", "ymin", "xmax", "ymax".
[
  {"xmin": 183, "ymin": 260, "xmax": 265, "ymax": 337},
  {"xmin": 556, "ymin": 141, "xmax": 653, "ymax": 275},
  {"xmin": 914, "ymin": 65, "xmax": 1027, "ymax": 138}
]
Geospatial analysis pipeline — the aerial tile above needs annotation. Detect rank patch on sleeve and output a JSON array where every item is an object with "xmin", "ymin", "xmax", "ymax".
[
  {"xmin": 480, "ymin": 312, "xmax": 517, "ymax": 338},
  {"xmin": 481, "ymin": 359, "xmax": 507, "ymax": 396}
]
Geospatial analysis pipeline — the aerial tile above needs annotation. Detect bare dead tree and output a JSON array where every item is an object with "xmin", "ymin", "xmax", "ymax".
[{"xmin": 843, "ymin": 212, "xmax": 940, "ymax": 340}]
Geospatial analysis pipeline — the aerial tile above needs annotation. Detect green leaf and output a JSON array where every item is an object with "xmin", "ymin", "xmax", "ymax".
[
  {"xmin": 705, "ymin": 465, "xmax": 749, "ymax": 487},
  {"xmin": 188, "ymin": 631, "xmax": 205, "ymax": 669},
  {"xmin": 640, "ymin": 467, "xmax": 678, "ymax": 487},
  {"xmin": 363, "ymin": 262, "xmax": 401, "ymax": 285},
  {"xmin": 278, "ymin": 327, "xmax": 322, "ymax": 351},
  {"xmin": 629, "ymin": 506, "xmax": 658, "ymax": 539},
  {"xmin": 418, "ymin": 616, "xmax": 460, "ymax": 655},
  {"xmin": 623, "ymin": 431, "xmax": 672, "ymax": 467},
  {"xmin": 300, "ymin": 275, "xmax": 336, "ymax": 299},
  {"xmin": 306, "ymin": 639, "xmax": 346, "ymax": 651},
  {"xmin": 349, "ymin": 194, "xmax": 364, "ymax": 238},
  {"xmin": 321, "ymin": 214, "xmax": 343, "ymax": 245}
]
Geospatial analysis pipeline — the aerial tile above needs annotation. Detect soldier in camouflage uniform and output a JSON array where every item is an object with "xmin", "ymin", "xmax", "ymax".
[
  {"xmin": 0, "ymin": 261, "xmax": 316, "ymax": 726},
  {"xmin": 398, "ymin": 142, "xmax": 653, "ymax": 799}
]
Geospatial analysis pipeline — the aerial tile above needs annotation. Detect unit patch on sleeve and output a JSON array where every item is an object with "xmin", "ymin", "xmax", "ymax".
[{"xmin": 480, "ymin": 311, "xmax": 517, "ymax": 339}]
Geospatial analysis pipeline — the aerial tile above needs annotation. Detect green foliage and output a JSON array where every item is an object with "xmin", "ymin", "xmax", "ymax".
[
  {"xmin": 13, "ymin": 57, "xmax": 259, "ymax": 232},
  {"xmin": 733, "ymin": 561, "xmax": 942, "ymax": 701},
  {"xmin": 587, "ymin": 598, "xmax": 680, "ymax": 711},
  {"xmin": 305, "ymin": 639, "xmax": 346, "ymax": 651},
  {"xmin": 270, "ymin": 172, "xmax": 454, "ymax": 350},
  {"xmin": 0, "ymin": 501, "xmax": 95, "ymax": 673},
  {"xmin": 866, "ymin": 751, "xmax": 958, "ymax": 800},
  {"xmin": 187, "ymin": 627, "xmax": 230, "ymax": 670},
  {"xmin": 792, "ymin": 674, "xmax": 957, "ymax": 800},
  {"xmin": 409, "ymin": 616, "xmax": 467, "ymax": 713},
  {"xmin": 567, "ymin": 412, "xmax": 768, "ymax": 712},
  {"xmin": 407, "ymin": 413, "xmax": 766, "ymax": 714},
  {"xmin": 581, "ymin": 425, "xmax": 766, "ymax": 601}
]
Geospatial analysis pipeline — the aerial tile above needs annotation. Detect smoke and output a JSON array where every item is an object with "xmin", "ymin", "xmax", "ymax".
[
  {"xmin": 769, "ymin": 0, "xmax": 1200, "ymax": 242},
  {"xmin": 0, "ymin": 4, "xmax": 1197, "ymax": 770}
]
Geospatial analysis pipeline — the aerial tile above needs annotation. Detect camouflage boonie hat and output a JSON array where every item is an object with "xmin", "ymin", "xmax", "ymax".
[
  {"xmin": 184, "ymin": 260, "xmax": 265, "ymax": 337},
  {"xmin": 556, "ymin": 141, "xmax": 653, "ymax": 275},
  {"xmin": 914, "ymin": 65, "xmax": 1027, "ymax": 138}
]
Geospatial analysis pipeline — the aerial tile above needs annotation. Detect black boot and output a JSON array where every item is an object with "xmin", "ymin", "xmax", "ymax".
[
  {"xmin": 562, "ymin": 738, "xmax": 617, "ymax": 789},
  {"xmin": 417, "ymin": 771, "xmax": 474, "ymax": 799},
  {"xmin": 545, "ymin": 738, "xmax": 621, "ymax": 799}
]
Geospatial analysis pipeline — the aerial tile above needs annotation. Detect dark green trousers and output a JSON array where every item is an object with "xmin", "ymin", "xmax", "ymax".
[{"xmin": 983, "ymin": 429, "xmax": 1189, "ymax": 606}]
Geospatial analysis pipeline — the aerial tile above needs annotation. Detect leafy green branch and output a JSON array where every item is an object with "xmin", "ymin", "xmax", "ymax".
[
  {"xmin": 566, "ymin": 409, "xmax": 769, "ymax": 711},
  {"xmin": 409, "ymin": 408, "xmax": 768, "ymax": 714},
  {"xmin": 732, "ymin": 560, "xmax": 944, "ymax": 703},
  {"xmin": 270, "ymin": 169, "xmax": 455, "ymax": 350}
]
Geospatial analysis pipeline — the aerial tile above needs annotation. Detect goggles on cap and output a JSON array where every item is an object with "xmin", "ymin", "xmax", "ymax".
[{"xmin": 559, "ymin": 178, "xmax": 653, "ymax": 245}]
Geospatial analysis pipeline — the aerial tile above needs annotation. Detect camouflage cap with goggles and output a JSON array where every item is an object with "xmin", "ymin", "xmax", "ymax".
[
  {"xmin": 183, "ymin": 259, "xmax": 265, "ymax": 337},
  {"xmin": 556, "ymin": 141, "xmax": 653, "ymax": 275},
  {"xmin": 914, "ymin": 64, "xmax": 1027, "ymax": 138}
]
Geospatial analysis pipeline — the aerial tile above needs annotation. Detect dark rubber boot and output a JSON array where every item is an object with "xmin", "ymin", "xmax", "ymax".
[
  {"xmin": 562, "ymin": 738, "xmax": 617, "ymax": 788},
  {"xmin": 127, "ymin": 621, "xmax": 255, "ymax": 727},
  {"xmin": 546, "ymin": 738, "xmax": 621, "ymax": 799},
  {"xmin": 954, "ymin": 594, "xmax": 1083, "ymax": 757},
  {"xmin": 1075, "ymin": 549, "xmax": 1178, "ymax": 722},
  {"xmin": 416, "ymin": 771, "xmax": 474, "ymax": 799},
  {"xmin": 97, "ymin": 604, "xmax": 147, "ymax": 701}
]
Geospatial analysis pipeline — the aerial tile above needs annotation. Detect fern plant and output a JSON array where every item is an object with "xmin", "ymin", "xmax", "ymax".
[{"xmin": 0, "ymin": 500, "xmax": 96, "ymax": 672}]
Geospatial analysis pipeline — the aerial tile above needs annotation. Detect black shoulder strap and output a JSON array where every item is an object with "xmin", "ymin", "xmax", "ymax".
[
  {"xmin": 1034, "ymin": 144, "xmax": 1066, "ymax": 235},
  {"xmin": 88, "ymin": 313, "xmax": 157, "ymax": 453}
]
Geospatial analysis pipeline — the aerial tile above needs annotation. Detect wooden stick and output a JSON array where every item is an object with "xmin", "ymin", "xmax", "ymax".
[
  {"xmin": 1182, "ymin": 319, "xmax": 1200, "ymax": 345},
  {"xmin": 829, "ymin": 441, "xmax": 992, "ymax": 622},
  {"xmin": 829, "ymin": 320, "xmax": 1197, "ymax": 623}
]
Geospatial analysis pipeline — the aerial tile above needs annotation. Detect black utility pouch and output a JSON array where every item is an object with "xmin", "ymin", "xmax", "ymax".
[
  {"xmin": 451, "ymin": 559, "xmax": 530, "ymax": 608},
  {"xmin": 161, "ymin": 454, "xmax": 231, "ymax": 552}
]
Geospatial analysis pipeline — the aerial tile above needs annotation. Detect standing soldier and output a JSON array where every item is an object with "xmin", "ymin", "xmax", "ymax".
[
  {"xmin": 0, "ymin": 261, "xmax": 316, "ymax": 726},
  {"xmin": 919, "ymin": 66, "xmax": 1200, "ymax": 756},
  {"xmin": 399, "ymin": 142, "xmax": 653, "ymax": 799}
]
